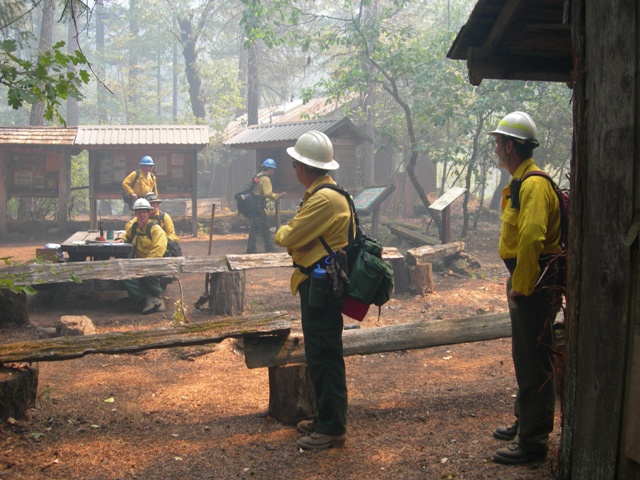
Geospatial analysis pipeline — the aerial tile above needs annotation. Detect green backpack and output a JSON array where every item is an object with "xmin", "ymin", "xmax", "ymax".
[{"xmin": 312, "ymin": 184, "xmax": 394, "ymax": 310}]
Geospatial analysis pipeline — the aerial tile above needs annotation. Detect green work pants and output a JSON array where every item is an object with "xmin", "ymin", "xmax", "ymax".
[
  {"xmin": 299, "ymin": 280, "xmax": 347, "ymax": 436},
  {"xmin": 247, "ymin": 208, "xmax": 273, "ymax": 253},
  {"xmin": 507, "ymin": 277, "xmax": 558, "ymax": 455},
  {"xmin": 122, "ymin": 276, "xmax": 163, "ymax": 304}
]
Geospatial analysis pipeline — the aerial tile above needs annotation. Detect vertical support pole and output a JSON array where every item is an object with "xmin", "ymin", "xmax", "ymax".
[
  {"xmin": 191, "ymin": 149, "xmax": 198, "ymax": 237},
  {"xmin": 0, "ymin": 151, "xmax": 8, "ymax": 238},
  {"xmin": 441, "ymin": 206, "xmax": 451, "ymax": 244},
  {"xmin": 371, "ymin": 208, "xmax": 380, "ymax": 238}
]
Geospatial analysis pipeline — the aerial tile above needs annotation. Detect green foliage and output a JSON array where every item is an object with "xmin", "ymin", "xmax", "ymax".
[{"xmin": 0, "ymin": 38, "xmax": 90, "ymax": 125}]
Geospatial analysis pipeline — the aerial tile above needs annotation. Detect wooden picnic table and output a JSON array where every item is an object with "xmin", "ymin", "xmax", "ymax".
[{"xmin": 59, "ymin": 230, "xmax": 133, "ymax": 261}]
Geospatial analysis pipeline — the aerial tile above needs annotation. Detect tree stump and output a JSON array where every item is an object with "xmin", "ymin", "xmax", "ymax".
[
  {"xmin": 268, "ymin": 365, "xmax": 316, "ymax": 425},
  {"xmin": 209, "ymin": 271, "xmax": 245, "ymax": 316},
  {"xmin": 0, "ymin": 289, "xmax": 29, "ymax": 326},
  {"xmin": 0, "ymin": 365, "xmax": 39, "ymax": 420},
  {"xmin": 409, "ymin": 263, "xmax": 435, "ymax": 295}
]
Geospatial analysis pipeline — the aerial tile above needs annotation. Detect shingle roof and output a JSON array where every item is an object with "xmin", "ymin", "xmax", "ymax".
[
  {"xmin": 224, "ymin": 118, "xmax": 371, "ymax": 146},
  {"xmin": 75, "ymin": 125, "xmax": 210, "ymax": 146},
  {"xmin": 0, "ymin": 127, "xmax": 77, "ymax": 145}
]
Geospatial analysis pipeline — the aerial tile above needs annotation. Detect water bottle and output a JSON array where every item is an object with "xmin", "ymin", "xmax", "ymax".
[{"xmin": 309, "ymin": 264, "xmax": 327, "ymax": 308}]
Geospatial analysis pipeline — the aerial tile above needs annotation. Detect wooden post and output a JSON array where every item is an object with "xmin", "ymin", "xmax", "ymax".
[
  {"xmin": 409, "ymin": 263, "xmax": 435, "ymax": 295},
  {"xmin": 0, "ymin": 289, "xmax": 29, "ymax": 326},
  {"xmin": 371, "ymin": 208, "xmax": 380, "ymax": 238},
  {"xmin": 441, "ymin": 206, "xmax": 451, "ymax": 244},
  {"xmin": 209, "ymin": 271, "xmax": 245, "ymax": 316},
  {"xmin": 0, "ymin": 365, "xmax": 38, "ymax": 421},
  {"xmin": 268, "ymin": 365, "xmax": 316, "ymax": 425}
]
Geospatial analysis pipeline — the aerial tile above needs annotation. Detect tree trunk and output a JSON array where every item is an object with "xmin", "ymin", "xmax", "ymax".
[
  {"xmin": 66, "ymin": 22, "xmax": 79, "ymax": 125},
  {"xmin": 29, "ymin": 0, "xmax": 55, "ymax": 126},
  {"xmin": 209, "ymin": 271, "xmax": 245, "ymax": 316},
  {"xmin": 0, "ymin": 289, "xmax": 29, "ymax": 326},
  {"xmin": 178, "ymin": 17, "xmax": 206, "ymax": 121},
  {"xmin": 127, "ymin": 0, "xmax": 140, "ymax": 123},
  {"xmin": 247, "ymin": 42, "xmax": 260, "ymax": 125},
  {"xmin": 268, "ymin": 365, "xmax": 316, "ymax": 425},
  {"xmin": 489, "ymin": 169, "xmax": 509, "ymax": 211},
  {"xmin": 0, "ymin": 365, "xmax": 39, "ymax": 421}
]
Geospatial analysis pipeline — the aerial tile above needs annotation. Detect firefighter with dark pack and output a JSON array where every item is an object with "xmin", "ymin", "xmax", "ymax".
[{"xmin": 246, "ymin": 158, "xmax": 283, "ymax": 253}]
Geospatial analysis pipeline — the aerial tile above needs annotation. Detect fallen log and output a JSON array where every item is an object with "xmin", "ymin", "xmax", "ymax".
[
  {"xmin": 0, "ymin": 312, "xmax": 289, "ymax": 363},
  {"xmin": 243, "ymin": 311, "xmax": 510, "ymax": 369}
]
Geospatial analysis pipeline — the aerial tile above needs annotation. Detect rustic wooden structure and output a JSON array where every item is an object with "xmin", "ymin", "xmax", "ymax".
[
  {"xmin": 0, "ymin": 125, "xmax": 209, "ymax": 239},
  {"xmin": 243, "ymin": 312, "xmax": 511, "ymax": 423},
  {"xmin": 449, "ymin": 1, "xmax": 640, "ymax": 477},
  {"xmin": 1, "ymin": 247, "xmax": 408, "ymax": 318},
  {"xmin": 0, "ymin": 311, "xmax": 511, "ymax": 425},
  {"xmin": 224, "ymin": 118, "xmax": 372, "ymax": 201},
  {"xmin": 0, "ymin": 127, "xmax": 77, "ymax": 237}
]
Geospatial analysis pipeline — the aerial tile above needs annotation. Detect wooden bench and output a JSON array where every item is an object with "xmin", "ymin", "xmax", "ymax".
[
  {"xmin": 2, "ymin": 248, "xmax": 409, "ymax": 315},
  {"xmin": 384, "ymin": 222, "xmax": 440, "ymax": 247},
  {"xmin": 0, "ymin": 310, "xmax": 511, "ymax": 425}
]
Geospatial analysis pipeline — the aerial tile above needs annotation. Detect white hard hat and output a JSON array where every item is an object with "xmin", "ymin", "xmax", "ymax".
[
  {"xmin": 488, "ymin": 111, "xmax": 539, "ymax": 147},
  {"xmin": 132, "ymin": 198, "xmax": 153, "ymax": 211},
  {"xmin": 287, "ymin": 131, "xmax": 340, "ymax": 170}
]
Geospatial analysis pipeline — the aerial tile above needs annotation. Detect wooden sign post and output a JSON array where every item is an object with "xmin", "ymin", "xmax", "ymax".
[
  {"xmin": 428, "ymin": 187, "xmax": 466, "ymax": 244},
  {"xmin": 352, "ymin": 184, "xmax": 396, "ymax": 238}
]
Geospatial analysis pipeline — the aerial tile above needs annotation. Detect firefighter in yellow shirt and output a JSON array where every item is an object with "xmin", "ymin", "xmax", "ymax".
[
  {"xmin": 118, "ymin": 198, "xmax": 168, "ymax": 313},
  {"xmin": 488, "ymin": 112, "xmax": 562, "ymax": 466},
  {"xmin": 121, "ymin": 155, "xmax": 158, "ymax": 209},
  {"xmin": 275, "ymin": 131, "xmax": 350, "ymax": 451}
]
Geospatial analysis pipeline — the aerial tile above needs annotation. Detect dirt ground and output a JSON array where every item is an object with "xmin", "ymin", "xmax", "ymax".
[{"xmin": 0, "ymin": 219, "xmax": 563, "ymax": 480}]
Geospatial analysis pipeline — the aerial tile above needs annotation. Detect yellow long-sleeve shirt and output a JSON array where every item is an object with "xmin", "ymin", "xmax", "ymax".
[
  {"xmin": 122, "ymin": 169, "xmax": 158, "ymax": 199},
  {"xmin": 275, "ymin": 176, "xmax": 352, "ymax": 294},
  {"xmin": 499, "ymin": 158, "xmax": 562, "ymax": 295},
  {"xmin": 124, "ymin": 220, "xmax": 168, "ymax": 259},
  {"xmin": 125, "ymin": 210, "xmax": 178, "ymax": 242}
]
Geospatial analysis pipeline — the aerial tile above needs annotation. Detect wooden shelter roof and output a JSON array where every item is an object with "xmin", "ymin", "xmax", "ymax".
[
  {"xmin": 446, "ymin": 0, "xmax": 572, "ymax": 85},
  {"xmin": 224, "ymin": 118, "xmax": 371, "ymax": 148},
  {"xmin": 0, "ymin": 126, "xmax": 77, "ymax": 145},
  {"xmin": 74, "ymin": 125, "xmax": 209, "ymax": 147}
]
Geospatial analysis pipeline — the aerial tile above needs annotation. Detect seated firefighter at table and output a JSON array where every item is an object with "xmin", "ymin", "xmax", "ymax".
[
  {"xmin": 119, "ymin": 198, "xmax": 168, "ymax": 313},
  {"xmin": 145, "ymin": 192, "xmax": 182, "ymax": 257}
]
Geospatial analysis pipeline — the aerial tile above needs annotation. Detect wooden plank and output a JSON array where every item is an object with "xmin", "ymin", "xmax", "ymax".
[
  {"xmin": 406, "ymin": 242, "xmax": 465, "ymax": 266},
  {"xmin": 2, "ymin": 250, "xmax": 405, "ymax": 286},
  {"xmin": 226, "ymin": 249, "xmax": 404, "ymax": 271},
  {"xmin": 386, "ymin": 224, "xmax": 439, "ymax": 247},
  {"xmin": 0, "ymin": 312, "xmax": 289, "ymax": 363},
  {"xmin": 243, "ymin": 312, "xmax": 511, "ymax": 369},
  {"xmin": 3, "ymin": 255, "xmax": 229, "ymax": 286}
]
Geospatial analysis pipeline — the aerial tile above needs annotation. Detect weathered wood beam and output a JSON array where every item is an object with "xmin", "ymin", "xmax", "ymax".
[
  {"xmin": 0, "ymin": 312, "xmax": 289, "ymax": 363},
  {"xmin": 4, "ymin": 256, "xmax": 229, "ymax": 286},
  {"xmin": 484, "ymin": 0, "xmax": 527, "ymax": 48},
  {"xmin": 467, "ymin": 47, "xmax": 572, "ymax": 85},
  {"xmin": 243, "ymin": 312, "xmax": 511, "ymax": 369}
]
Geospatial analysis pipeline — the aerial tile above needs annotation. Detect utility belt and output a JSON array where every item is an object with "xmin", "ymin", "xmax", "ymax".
[
  {"xmin": 503, "ymin": 253, "xmax": 566, "ymax": 288},
  {"xmin": 293, "ymin": 256, "xmax": 330, "ymax": 276}
]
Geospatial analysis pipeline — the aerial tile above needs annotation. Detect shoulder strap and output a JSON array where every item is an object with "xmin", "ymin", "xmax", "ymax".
[
  {"xmin": 310, "ymin": 183, "xmax": 358, "ymax": 255},
  {"xmin": 158, "ymin": 211, "xmax": 165, "ymax": 226},
  {"xmin": 511, "ymin": 171, "xmax": 558, "ymax": 210},
  {"xmin": 521, "ymin": 170, "xmax": 558, "ymax": 189},
  {"xmin": 145, "ymin": 221, "xmax": 158, "ymax": 239},
  {"xmin": 132, "ymin": 169, "xmax": 140, "ymax": 187}
]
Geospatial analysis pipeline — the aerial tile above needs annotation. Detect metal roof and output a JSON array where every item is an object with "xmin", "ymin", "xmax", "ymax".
[
  {"xmin": 447, "ymin": 0, "xmax": 571, "ymax": 85},
  {"xmin": 0, "ymin": 126, "xmax": 77, "ymax": 145},
  {"xmin": 221, "ymin": 96, "xmax": 352, "ymax": 142},
  {"xmin": 224, "ymin": 117, "xmax": 371, "ymax": 147},
  {"xmin": 75, "ymin": 125, "xmax": 210, "ymax": 146}
]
